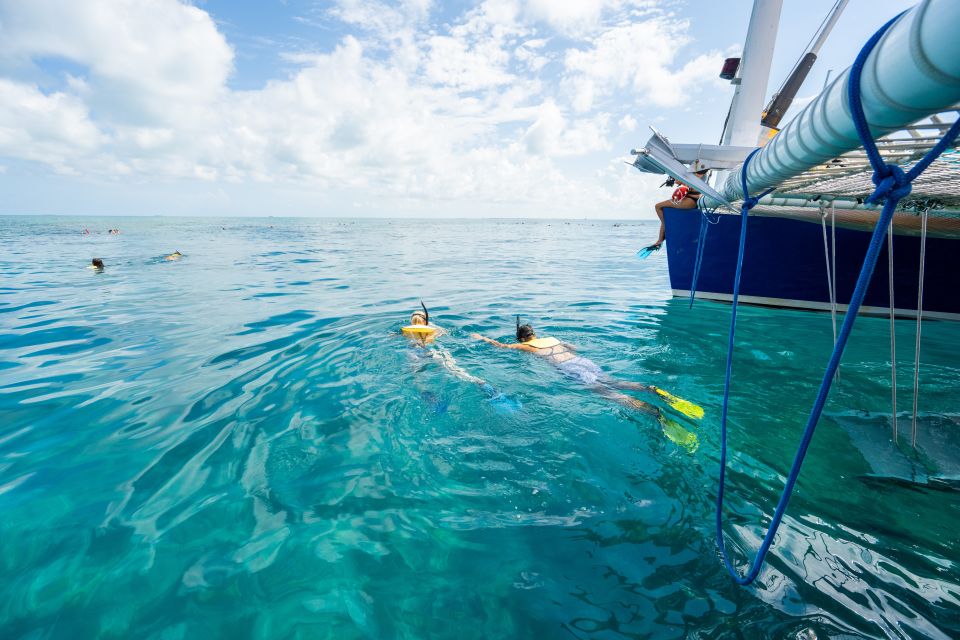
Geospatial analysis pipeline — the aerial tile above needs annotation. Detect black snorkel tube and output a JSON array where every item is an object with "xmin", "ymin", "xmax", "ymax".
[
  {"xmin": 516, "ymin": 315, "xmax": 522, "ymax": 341},
  {"xmin": 420, "ymin": 301, "xmax": 429, "ymax": 325}
]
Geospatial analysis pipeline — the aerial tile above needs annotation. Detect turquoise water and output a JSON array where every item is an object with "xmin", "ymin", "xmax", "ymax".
[{"xmin": 1, "ymin": 216, "xmax": 958, "ymax": 639}]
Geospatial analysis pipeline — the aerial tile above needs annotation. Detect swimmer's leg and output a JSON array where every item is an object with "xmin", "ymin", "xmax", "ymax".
[
  {"xmin": 593, "ymin": 386, "xmax": 659, "ymax": 417},
  {"xmin": 431, "ymin": 348, "xmax": 520, "ymax": 412},
  {"xmin": 604, "ymin": 379, "xmax": 653, "ymax": 393},
  {"xmin": 603, "ymin": 379, "xmax": 704, "ymax": 420},
  {"xmin": 594, "ymin": 386, "xmax": 698, "ymax": 451}
]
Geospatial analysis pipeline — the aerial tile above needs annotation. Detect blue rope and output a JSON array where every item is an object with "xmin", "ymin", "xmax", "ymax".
[
  {"xmin": 688, "ymin": 204, "xmax": 723, "ymax": 308},
  {"xmin": 715, "ymin": 12, "xmax": 960, "ymax": 586},
  {"xmin": 688, "ymin": 214, "xmax": 709, "ymax": 308}
]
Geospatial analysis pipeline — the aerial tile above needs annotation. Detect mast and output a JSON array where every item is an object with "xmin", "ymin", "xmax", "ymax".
[
  {"xmin": 721, "ymin": 0, "xmax": 784, "ymax": 148},
  {"xmin": 761, "ymin": 0, "xmax": 849, "ymax": 129}
]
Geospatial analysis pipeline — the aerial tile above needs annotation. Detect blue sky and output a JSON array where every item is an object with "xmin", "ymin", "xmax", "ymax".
[{"xmin": 0, "ymin": 0, "xmax": 913, "ymax": 218}]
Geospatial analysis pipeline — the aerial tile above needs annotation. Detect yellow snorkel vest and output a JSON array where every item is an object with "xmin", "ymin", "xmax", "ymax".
[
  {"xmin": 523, "ymin": 337, "xmax": 561, "ymax": 349},
  {"xmin": 402, "ymin": 325, "xmax": 437, "ymax": 337}
]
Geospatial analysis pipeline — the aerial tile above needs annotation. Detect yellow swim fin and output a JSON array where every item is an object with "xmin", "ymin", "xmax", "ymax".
[
  {"xmin": 654, "ymin": 388, "xmax": 704, "ymax": 420},
  {"xmin": 659, "ymin": 416, "xmax": 699, "ymax": 453}
]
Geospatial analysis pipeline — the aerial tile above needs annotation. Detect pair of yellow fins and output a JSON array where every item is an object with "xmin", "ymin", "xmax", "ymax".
[{"xmin": 651, "ymin": 387, "xmax": 703, "ymax": 453}]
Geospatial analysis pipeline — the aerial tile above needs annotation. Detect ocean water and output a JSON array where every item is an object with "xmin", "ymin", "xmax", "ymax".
[{"xmin": 0, "ymin": 215, "xmax": 958, "ymax": 639}]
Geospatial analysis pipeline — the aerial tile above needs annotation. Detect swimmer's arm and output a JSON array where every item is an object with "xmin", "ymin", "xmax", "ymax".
[{"xmin": 470, "ymin": 333, "xmax": 537, "ymax": 352}]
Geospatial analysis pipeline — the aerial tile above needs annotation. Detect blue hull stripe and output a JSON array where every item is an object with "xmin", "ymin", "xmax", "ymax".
[{"xmin": 663, "ymin": 208, "xmax": 958, "ymax": 316}]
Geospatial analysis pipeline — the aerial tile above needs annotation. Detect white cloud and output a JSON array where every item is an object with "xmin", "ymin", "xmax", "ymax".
[
  {"xmin": 619, "ymin": 114, "xmax": 637, "ymax": 132},
  {"xmin": 0, "ymin": 0, "xmax": 728, "ymax": 216},
  {"xmin": 0, "ymin": 79, "xmax": 103, "ymax": 170},
  {"xmin": 423, "ymin": 35, "xmax": 515, "ymax": 90},
  {"xmin": 563, "ymin": 20, "xmax": 695, "ymax": 111},
  {"xmin": 522, "ymin": 100, "xmax": 610, "ymax": 157},
  {"xmin": 0, "ymin": 0, "xmax": 233, "ymax": 126},
  {"xmin": 328, "ymin": 0, "xmax": 432, "ymax": 37},
  {"xmin": 515, "ymin": 38, "xmax": 551, "ymax": 73},
  {"xmin": 523, "ymin": 0, "xmax": 657, "ymax": 37}
]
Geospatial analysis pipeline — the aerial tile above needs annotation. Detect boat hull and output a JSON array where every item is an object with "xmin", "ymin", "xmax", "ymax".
[{"xmin": 663, "ymin": 207, "xmax": 960, "ymax": 320}]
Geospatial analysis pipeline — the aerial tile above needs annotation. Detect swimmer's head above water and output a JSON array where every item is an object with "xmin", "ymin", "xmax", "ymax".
[
  {"xmin": 91, "ymin": 258, "xmax": 104, "ymax": 269},
  {"xmin": 410, "ymin": 301, "xmax": 429, "ymax": 326},
  {"xmin": 515, "ymin": 316, "xmax": 535, "ymax": 342},
  {"xmin": 403, "ymin": 301, "xmax": 441, "ymax": 340}
]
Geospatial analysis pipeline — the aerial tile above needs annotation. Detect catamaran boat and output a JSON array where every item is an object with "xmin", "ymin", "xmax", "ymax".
[
  {"xmin": 628, "ymin": 0, "xmax": 960, "ymax": 589},
  {"xmin": 630, "ymin": 0, "xmax": 960, "ymax": 321}
]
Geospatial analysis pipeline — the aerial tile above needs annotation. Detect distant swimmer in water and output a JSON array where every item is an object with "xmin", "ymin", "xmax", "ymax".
[
  {"xmin": 90, "ymin": 258, "xmax": 105, "ymax": 271},
  {"xmin": 401, "ymin": 302, "xmax": 518, "ymax": 413},
  {"xmin": 472, "ymin": 317, "xmax": 703, "ymax": 448},
  {"xmin": 164, "ymin": 250, "xmax": 183, "ymax": 261}
]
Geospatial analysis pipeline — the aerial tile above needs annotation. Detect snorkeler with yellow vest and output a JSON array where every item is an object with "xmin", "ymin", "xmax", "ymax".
[
  {"xmin": 471, "ymin": 317, "xmax": 703, "ymax": 450},
  {"xmin": 402, "ymin": 302, "xmax": 519, "ymax": 413},
  {"xmin": 401, "ymin": 301, "xmax": 446, "ymax": 344}
]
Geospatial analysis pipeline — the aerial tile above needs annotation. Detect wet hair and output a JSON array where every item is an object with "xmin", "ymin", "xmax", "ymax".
[
  {"xmin": 515, "ymin": 315, "xmax": 535, "ymax": 342},
  {"xmin": 92, "ymin": 258, "xmax": 104, "ymax": 268},
  {"xmin": 411, "ymin": 300, "xmax": 429, "ymax": 325}
]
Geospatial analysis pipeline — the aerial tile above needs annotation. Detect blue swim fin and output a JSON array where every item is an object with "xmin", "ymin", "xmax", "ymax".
[
  {"xmin": 481, "ymin": 383, "xmax": 521, "ymax": 413},
  {"xmin": 489, "ymin": 393, "xmax": 522, "ymax": 414},
  {"xmin": 636, "ymin": 244, "xmax": 661, "ymax": 260}
]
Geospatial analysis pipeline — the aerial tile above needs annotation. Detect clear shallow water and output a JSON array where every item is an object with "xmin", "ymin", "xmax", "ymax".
[{"xmin": 0, "ymin": 215, "xmax": 958, "ymax": 639}]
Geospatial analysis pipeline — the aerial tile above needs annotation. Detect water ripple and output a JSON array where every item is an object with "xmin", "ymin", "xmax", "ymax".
[{"xmin": 0, "ymin": 216, "xmax": 957, "ymax": 638}]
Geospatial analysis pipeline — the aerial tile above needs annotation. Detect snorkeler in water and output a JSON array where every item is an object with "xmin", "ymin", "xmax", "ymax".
[
  {"xmin": 401, "ymin": 301, "xmax": 446, "ymax": 345},
  {"xmin": 471, "ymin": 317, "xmax": 702, "ymax": 448},
  {"xmin": 164, "ymin": 250, "xmax": 183, "ymax": 261},
  {"xmin": 90, "ymin": 258, "xmax": 105, "ymax": 271},
  {"xmin": 401, "ymin": 302, "xmax": 517, "ymax": 412}
]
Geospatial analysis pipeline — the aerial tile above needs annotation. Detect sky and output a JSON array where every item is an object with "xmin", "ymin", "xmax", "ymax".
[{"xmin": 0, "ymin": 0, "xmax": 914, "ymax": 218}]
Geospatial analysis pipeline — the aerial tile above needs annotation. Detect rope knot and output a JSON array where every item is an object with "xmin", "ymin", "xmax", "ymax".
[
  {"xmin": 867, "ymin": 163, "xmax": 911, "ymax": 204},
  {"xmin": 742, "ymin": 195, "xmax": 762, "ymax": 211}
]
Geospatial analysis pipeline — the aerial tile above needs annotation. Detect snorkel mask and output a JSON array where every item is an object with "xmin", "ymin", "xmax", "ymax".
[{"xmin": 515, "ymin": 315, "xmax": 535, "ymax": 342}]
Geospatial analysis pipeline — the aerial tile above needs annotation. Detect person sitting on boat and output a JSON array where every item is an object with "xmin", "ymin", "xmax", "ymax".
[
  {"xmin": 471, "ymin": 318, "xmax": 703, "ymax": 441},
  {"xmin": 643, "ymin": 168, "xmax": 708, "ymax": 253}
]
